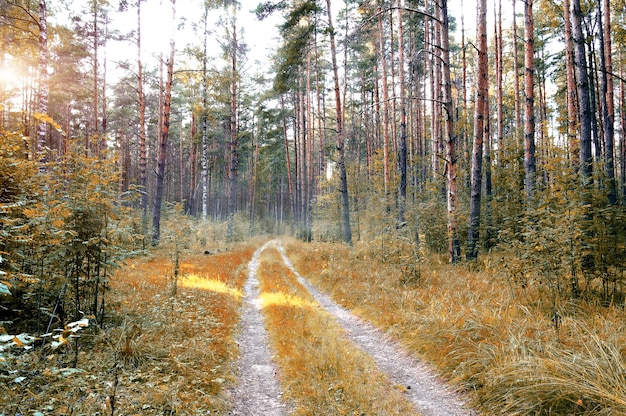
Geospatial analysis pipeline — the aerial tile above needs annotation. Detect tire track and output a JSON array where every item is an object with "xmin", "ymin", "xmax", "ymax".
[
  {"xmin": 275, "ymin": 241, "xmax": 477, "ymax": 416},
  {"xmin": 229, "ymin": 241, "xmax": 289, "ymax": 416}
]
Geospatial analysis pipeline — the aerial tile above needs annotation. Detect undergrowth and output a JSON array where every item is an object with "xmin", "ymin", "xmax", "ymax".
[
  {"xmin": 1, "ymin": 235, "xmax": 256, "ymax": 415},
  {"xmin": 256, "ymin": 246, "xmax": 418, "ymax": 415},
  {"xmin": 284, "ymin": 238, "xmax": 626, "ymax": 415}
]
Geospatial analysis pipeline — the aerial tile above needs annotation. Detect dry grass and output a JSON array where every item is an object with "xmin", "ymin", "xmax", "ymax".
[
  {"xmin": 1, "ymin": 239, "xmax": 256, "ymax": 415},
  {"xmin": 256, "ymin": 247, "xmax": 418, "ymax": 415},
  {"xmin": 284, "ymin": 238, "xmax": 626, "ymax": 415}
]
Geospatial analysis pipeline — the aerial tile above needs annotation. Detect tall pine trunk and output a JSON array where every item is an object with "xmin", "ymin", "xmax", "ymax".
[
  {"xmin": 36, "ymin": 0, "xmax": 49, "ymax": 161},
  {"xmin": 563, "ymin": 0, "xmax": 579, "ymax": 165},
  {"xmin": 440, "ymin": 0, "xmax": 461, "ymax": 262},
  {"xmin": 467, "ymin": 0, "xmax": 488, "ymax": 260},
  {"xmin": 396, "ymin": 0, "xmax": 407, "ymax": 226},
  {"xmin": 137, "ymin": 0, "xmax": 148, "ymax": 215},
  {"xmin": 151, "ymin": 0, "xmax": 176, "ymax": 246},
  {"xmin": 523, "ymin": 0, "xmax": 536, "ymax": 199},
  {"xmin": 572, "ymin": 0, "xmax": 593, "ymax": 183},
  {"xmin": 597, "ymin": 0, "xmax": 616, "ymax": 204},
  {"xmin": 201, "ymin": 6, "xmax": 209, "ymax": 220},
  {"xmin": 227, "ymin": 5, "xmax": 238, "ymax": 241},
  {"xmin": 327, "ymin": 0, "xmax": 352, "ymax": 244}
]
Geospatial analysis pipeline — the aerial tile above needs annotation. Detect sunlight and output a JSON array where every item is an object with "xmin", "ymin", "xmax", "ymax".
[
  {"xmin": 179, "ymin": 274, "xmax": 242, "ymax": 298},
  {"xmin": 0, "ymin": 67, "xmax": 18, "ymax": 88},
  {"xmin": 260, "ymin": 292, "xmax": 316, "ymax": 309}
]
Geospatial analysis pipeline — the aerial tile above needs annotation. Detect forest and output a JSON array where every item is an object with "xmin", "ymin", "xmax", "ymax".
[{"xmin": 1, "ymin": 0, "xmax": 626, "ymax": 414}]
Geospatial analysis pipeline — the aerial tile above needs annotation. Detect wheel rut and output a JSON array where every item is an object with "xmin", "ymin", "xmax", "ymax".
[
  {"xmin": 276, "ymin": 241, "xmax": 477, "ymax": 416},
  {"xmin": 229, "ymin": 240, "xmax": 477, "ymax": 416},
  {"xmin": 228, "ymin": 241, "xmax": 289, "ymax": 416}
]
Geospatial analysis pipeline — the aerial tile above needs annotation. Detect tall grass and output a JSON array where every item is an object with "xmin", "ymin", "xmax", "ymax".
[
  {"xmin": 99, "ymin": 242, "xmax": 256, "ymax": 414},
  {"xmin": 256, "ymin": 247, "xmax": 418, "ymax": 415},
  {"xmin": 0, "ymin": 239, "xmax": 258, "ymax": 415},
  {"xmin": 284, "ymin": 238, "xmax": 626, "ymax": 415}
]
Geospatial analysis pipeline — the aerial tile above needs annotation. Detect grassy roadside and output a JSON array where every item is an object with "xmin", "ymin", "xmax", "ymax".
[
  {"xmin": 1, "ymin": 241, "xmax": 255, "ymax": 415},
  {"xmin": 284, "ymin": 238, "xmax": 626, "ymax": 415},
  {"xmin": 256, "ymin": 246, "xmax": 418, "ymax": 415}
]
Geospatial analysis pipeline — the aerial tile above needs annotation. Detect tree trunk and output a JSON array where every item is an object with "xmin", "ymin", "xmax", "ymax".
[
  {"xmin": 495, "ymin": 0, "xmax": 503, "ymax": 166},
  {"xmin": 440, "ymin": 0, "xmax": 461, "ymax": 262},
  {"xmin": 572, "ymin": 0, "xmax": 593, "ymax": 183},
  {"xmin": 188, "ymin": 117, "xmax": 197, "ymax": 215},
  {"xmin": 596, "ymin": 0, "xmax": 616, "ymax": 204},
  {"xmin": 326, "ymin": 0, "xmax": 351, "ymax": 244},
  {"xmin": 619, "ymin": 56, "xmax": 626, "ymax": 205},
  {"xmin": 36, "ymin": 0, "xmax": 49, "ymax": 161},
  {"xmin": 563, "ymin": 0, "xmax": 579, "ymax": 165},
  {"xmin": 249, "ymin": 124, "xmax": 258, "ymax": 236},
  {"xmin": 378, "ymin": 9, "xmax": 391, "ymax": 194},
  {"xmin": 91, "ymin": 1, "xmax": 98, "ymax": 158},
  {"xmin": 397, "ymin": 0, "xmax": 407, "ymax": 226},
  {"xmin": 467, "ymin": 0, "xmax": 488, "ymax": 261},
  {"xmin": 151, "ymin": 0, "xmax": 176, "ymax": 246},
  {"xmin": 201, "ymin": 6, "xmax": 209, "ymax": 220},
  {"xmin": 138, "ymin": 0, "xmax": 148, "ymax": 215},
  {"xmin": 512, "ymin": 0, "xmax": 521, "ymax": 151},
  {"xmin": 523, "ymin": 0, "xmax": 536, "ymax": 199},
  {"xmin": 227, "ymin": 5, "xmax": 238, "ymax": 241},
  {"xmin": 280, "ymin": 95, "xmax": 295, "ymax": 228}
]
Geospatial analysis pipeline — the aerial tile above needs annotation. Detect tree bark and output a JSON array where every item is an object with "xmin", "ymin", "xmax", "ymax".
[
  {"xmin": 227, "ymin": 4, "xmax": 238, "ymax": 241},
  {"xmin": 523, "ymin": 0, "xmax": 536, "ymax": 199},
  {"xmin": 512, "ymin": 0, "xmax": 521, "ymax": 151},
  {"xmin": 619, "ymin": 52, "xmax": 626, "ymax": 205},
  {"xmin": 91, "ymin": 0, "xmax": 98, "ymax": 158},
  {"xmin": 440, "ymin": 0, "xmax": 461, "ymax": 262},
  {"xmin": 201, "ymin": 6, "xmax": 209, "ymax": 220},
  {"xmin": 572, "ymin": 0, "xmax": 593, "ymax": 183},
  {"xmin": 377, "ymin": 9, "xmax": 391, "ymax": 194},
  {"xmin": 563, "ymin": 0, "xmax": 579, "ymax": 165},
  {"xmin": 326, "ymin": 0, "xmax": 352, "ymax": 244},
  {"xmin": 36, "ymin": 0, "xmax": 49, "ymax": 161},
  {"xmin": 467, "ymin": 0, "xmax": 488, "ymax": 261},
  {"xmin": 137, "ymin": 0, "xmax": 148, "ymax": 215},
  {"xmin": 397, "ymin": 0, "xmax": 407, "ymax": 226},
  {"xmin": 151, "ymin": 0, "xmax": 176, "ymax": 246},
  {"xmin": 596, "ymin": 0, "xmax": 616, "ymax": 204},
  {"xmin": 280, "ymin": 94, "xmax": 295, "ymax": 229},
  {"xmin": 495, "ymin": 0, "xmax": 503, "ymax": 165}
]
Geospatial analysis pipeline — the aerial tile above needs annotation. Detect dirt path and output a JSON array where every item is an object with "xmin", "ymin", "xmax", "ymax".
[
  {"xmin": 229, "ymin": 240, "xmax": 476, "ymax": 415},
  {"xmin": 276, "ymin": 242, "xmax": 477, "ymax": 416},
  {"xmin": 228, "ymin": 241, "xmax": 290, "ymax": 416}
]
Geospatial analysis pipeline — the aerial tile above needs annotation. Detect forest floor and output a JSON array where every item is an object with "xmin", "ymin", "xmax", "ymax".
[
  {"xmin": 1, "ymin": 237, "xmax": 477, "ymax": 415},
  {"xmin": 6, "ymin": 235, "xmax": 623, "ymax": 415}
]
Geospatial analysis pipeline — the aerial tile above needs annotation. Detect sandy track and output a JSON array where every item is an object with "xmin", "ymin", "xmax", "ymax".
[
  {"xmin": 228, "ymin": 241, "xmax": 289, "ymax": 416},
  {"xmin": 276, "ymin": 241, "xmax": 477, "ymax": 416},
  {"xmin": 229, "ymin": 240, "xmax": 477, "ymax": 415}
]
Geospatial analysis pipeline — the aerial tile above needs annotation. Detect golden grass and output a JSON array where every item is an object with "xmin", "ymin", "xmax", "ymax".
[
  {"xmin": 95, "ymin": 243, "xmax": 257, "ymax": 414},
  {"xmin": 179, "ymin": 274, "xmax": 243, "ymax": 298},
  {"xmin": 255, "ymin": 247, "xmax": 418, "ymax": 415},
  {"xmin": 283, "ymin": 238, "xmax": 626, "ymax": 415},
  {"xmin": 0, "ymin": 242, "xmax": 257, "ymax": 415}
]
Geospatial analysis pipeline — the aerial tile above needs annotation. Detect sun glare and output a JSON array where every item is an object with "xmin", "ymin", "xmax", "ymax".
[
  {"xmin": 0, "ymin": 68, "xmax": 17, "ymax": 85},
  {"xmin": 179, "ymin": 274, "xmax": 242, "ymax": 298},
  {"xmin": 259, "ymin": 292, "xmax": 316, "ymax": 309}
]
